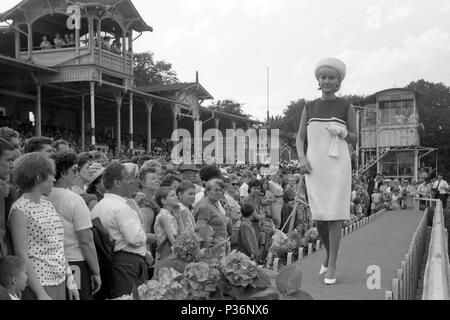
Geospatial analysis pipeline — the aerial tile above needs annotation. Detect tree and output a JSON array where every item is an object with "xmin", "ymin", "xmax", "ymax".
[
  {"xmin": 406, "ymin": 80, "xmax": 450, "ymax": 178},
  {"xmin": 207, "ymin": 99, "xmax": 250, "ymax": 118},
  {"xmin": 133, "ymin": 51, "xmax": 179, "ymax": 87}
]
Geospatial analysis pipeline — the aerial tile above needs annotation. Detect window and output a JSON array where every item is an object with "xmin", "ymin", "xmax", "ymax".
[{"xmin": 379, "ymin": 100, "xmax": 414, "ymax": 125}]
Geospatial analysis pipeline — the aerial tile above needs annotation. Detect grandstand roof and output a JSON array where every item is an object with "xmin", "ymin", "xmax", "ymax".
[
  {"xmin": 0, "ymin": 0, "xmax": 153, "ymax": 33},
  {"xmin": 137, "ymin": 82, "xmax": 214, "ymax": 100}
]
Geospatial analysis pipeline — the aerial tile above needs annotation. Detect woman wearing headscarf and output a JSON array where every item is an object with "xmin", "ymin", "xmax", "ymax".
[{"xmin": 296, "ymin": 58, "xmax": 357, "ymax": 285}]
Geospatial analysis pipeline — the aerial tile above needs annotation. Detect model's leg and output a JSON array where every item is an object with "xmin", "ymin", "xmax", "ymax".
[
  {"xmin": 326, "ymin": 220, "xmax": 342, "ymax": 279},
  {"xmin": 316, "ymin": 221, "xmax": 330, "ymax": 267}
]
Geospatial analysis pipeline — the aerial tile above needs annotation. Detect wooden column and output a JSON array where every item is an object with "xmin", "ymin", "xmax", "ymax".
[
  {"xmin": 81, "ymin": 95, "xmax": 85, "ymax": 152},
  {"xmin": 15, "ymin": 27, "xmax": 20, "ymax": 59},
  {"xmin": 144, "ymin": 99, "xmax": 153, "ymax": 153},
  {"xmin": 113, "ymin": 92, "xmax": 124, "ymax": 157},
  {"xmin": 129, "ymin": 92, "xmax": 134, "ymax": 151},
  {"xmin": 90, "ymin": 81, "xmax": 96, "ymax": 146},
  {"xmin": 122, "ymin": 30, "xmax": 127, "ymax": 56},
  {"xmin": 27, "ymin": 23, "xmax": 32, "ymax": 57},
  {"xmin": 35, "ymin": 83, "xmax": 41, "ymax": 136},
  {"xmin": 88, "ymin": 15, "xmax": 94, "ymax": 63},
  {"xmin": 75, "ymin": 27, "xmax": 80, "ymax": 57},
  {"xmin": 172, "ymin": 105, "xmax": 178, "ymax": 132}
]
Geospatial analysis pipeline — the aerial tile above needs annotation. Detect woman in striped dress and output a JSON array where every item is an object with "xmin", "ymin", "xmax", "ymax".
[{"xmin": 296, "ymin": 58, "xmax": 357, "ymax": 285}]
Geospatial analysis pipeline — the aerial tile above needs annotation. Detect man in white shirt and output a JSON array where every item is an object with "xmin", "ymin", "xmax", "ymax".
[
  {"xmin": 433, "ymin": 175, "xmax": 449, "ymax": 208},
  {"xmin": 92, "ymin": 162, "xmax": 150, "ymax": 298}
]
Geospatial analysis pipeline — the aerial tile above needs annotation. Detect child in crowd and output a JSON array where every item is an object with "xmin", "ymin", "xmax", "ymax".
[
  {"xmin": 0, "ymin": 256, "xmax": 27, "ymax": 300},
  {"xmin": 371, "ymin": 188, "xmax": 384, "ymax": 214},
  {"xmin": 258, "ymin": 218, "xmax": 289, "ymax": 265},
  {"xmin": 175, "ymin": 180, "xmax": 197, "ymax": 233},
  {"xmin": 237, "ymin": 203, "xmax": 260, "ymax": 261},
  {"xmin": 154, "ymin": 187, "xmax": 180, "ymax": 260}
]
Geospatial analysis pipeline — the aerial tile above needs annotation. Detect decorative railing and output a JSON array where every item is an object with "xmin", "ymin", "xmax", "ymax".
[
  {"xmin": 421, "ymin": 201, "xmax": 450, "ymax": 300},
  {"xmin": 385, "ymin": 202, "xmax": 430, "ymax": 300},
  {"xmin": 94, "ymin": 48, "xmax": 132, "ymax": 75}
]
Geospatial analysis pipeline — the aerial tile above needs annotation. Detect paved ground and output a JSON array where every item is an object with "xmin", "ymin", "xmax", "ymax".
[{"xmin": 294, "ymin": 209, "xmax": 425, "ymax": 300}]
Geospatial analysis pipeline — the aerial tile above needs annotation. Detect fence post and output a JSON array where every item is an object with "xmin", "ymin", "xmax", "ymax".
[
  {"xmin": 298, "ymin": 247, "xmax": 304, "ymax": 260},
  {"xmin": 392, "ymin": 278, "xmax": 399, "ymax": 300},
  {"xmin": 385, "ymin": 291, "xmax": 393, "ymax": 300},
  {"xmin": 401, "ymin": 261, "xmax": 407, "ymax": 300},
  {"xmin": 398, "ymin": 269, "xmax": 403, "ymax": 300},
  {"xmin": 287, "ymin": 252, "xmax": 293, "ymax": 266}
]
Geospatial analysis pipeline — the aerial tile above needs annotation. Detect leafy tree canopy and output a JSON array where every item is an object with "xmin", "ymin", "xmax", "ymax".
[
  {"xmin": 133, "ymin": 51, "xmax": 179, "ymax": 87},
  {"xmin": 207, "ymin": 99, "xmax": 250, "ymax": 118}
]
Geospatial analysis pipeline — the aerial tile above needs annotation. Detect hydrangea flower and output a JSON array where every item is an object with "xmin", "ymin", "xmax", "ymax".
[
  {"xmin": 183, "ymin": 261, "xmax": 222, "ymax": 299},
  {"xmin": 136, "ymin": 268, "xmax": 188, "ymax": 300},
  {"xmin": 172, "ymin": 231, "xmax": 202, "ymax": 262},
  {"xmin": 220, "ymin": 250, "xmax": 258, "ymax": 287}
]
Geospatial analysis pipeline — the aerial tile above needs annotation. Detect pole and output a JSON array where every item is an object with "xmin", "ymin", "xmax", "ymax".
[
  {"xmin": 35, "ymin": 84, "xmax": 41, "ymax": 136},
  {"xmin": 81, "ymin": 95, "xmax": 85, "ymax": 152},
  {"xmin": 266, "ymin": 67, "xmax": 270, "ymax": 123},
  {"xmin": 129, "ymin": 91, "xmax": 134, "ymax": 152},
  {"xmin": 436, "ymin": 151, "xmax": 438, "ymax": 178},
  {"xmin": 90, "ymin": 81, "xmax": 96, "ymax": 146},
  {"xmin": 376, "ymin": 100, "xmax": 380, "ymax": 174}
]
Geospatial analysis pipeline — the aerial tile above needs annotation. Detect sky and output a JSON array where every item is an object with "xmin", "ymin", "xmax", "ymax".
[{"xmin": 2, "ymin": 0, "xmax": 450, "ymax": 121}]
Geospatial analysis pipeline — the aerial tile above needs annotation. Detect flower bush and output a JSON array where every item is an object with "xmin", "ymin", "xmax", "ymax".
[
  {"xmin": 172, "ymin": 231, "xmax": 202, "ymax": 262},
  {"xmin": 304, "ymin": 227, "xmax": 319, "ymax": 243},
  {"xmin": 220, "ymin": 250, "xmax": 259, "ymax": 287},
  {"xmin": 136, "ymin": 268, "xmax": 188, "ymax": 300},
  {"xmin": 183, "ymin": 261, "xmax": 222, "ymax": 299}
]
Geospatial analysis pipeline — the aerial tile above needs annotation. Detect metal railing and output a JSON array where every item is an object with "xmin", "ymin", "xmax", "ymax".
[
  {"xmin": 385, "ymin": 201, "xmax": 431, "ymax": 300},
  {"xmin": 421, "ymin": 200, "xmax": 450, "ymax": 300}
]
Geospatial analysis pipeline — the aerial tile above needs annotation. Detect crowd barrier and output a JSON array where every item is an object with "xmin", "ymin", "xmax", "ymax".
[
  {"xmin": 271, "ymin": 209, "xmax": 388, "ymax": 272},
  {"xmin": 421, "ymin": 200, "xmax": 450, "ymax": 300},
  {"xmin": 384, "ymin": 200, "xmax": 431, "ymax": 300}
]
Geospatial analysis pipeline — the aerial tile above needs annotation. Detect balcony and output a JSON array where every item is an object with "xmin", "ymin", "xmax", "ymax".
[{"xmin": 19, "ymin": 46, "xmax": 132, "ymax": 76}]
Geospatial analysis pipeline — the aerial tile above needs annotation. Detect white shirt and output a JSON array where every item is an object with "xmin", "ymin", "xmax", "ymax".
[
  {"xmin": 46, "ymin": 188, "xmax": 93, "ymax": 262},
  {"xmin": 239, "ymin": 183, "xmax": 249, "ymax": 198},
  {"xmin": 433, "ymin": 179, "xmax": 449, "ymax": 194},
  {"xmin": 9, "ymin": 293, "xmax": 20, "ymax": 300},
  {"xmin": 92, "ymin": 193, "xmax": 147, "ymax": 257}
]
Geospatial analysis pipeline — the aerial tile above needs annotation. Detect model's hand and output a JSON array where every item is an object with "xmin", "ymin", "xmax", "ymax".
[
  {"xmin": 327, "ymin": 125, "xmax": 341, "ymax": 136},
  {"xmin": 91, "ymin": 274, "xmax": 102, "ymax": 295},
  {"xmin": 298, "ymin": 157, "xmax": 312, "ymax": 175}
]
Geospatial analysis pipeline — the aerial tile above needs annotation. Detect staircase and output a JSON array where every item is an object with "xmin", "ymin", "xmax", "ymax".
[{"xmin": 353, "ymin": 147, "xmax": 394, "ymax": 176}]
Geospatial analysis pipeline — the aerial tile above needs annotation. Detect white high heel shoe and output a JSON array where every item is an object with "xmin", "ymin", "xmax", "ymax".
[
  {"xmin": 319, "ymin": 264, "xmax": 328, "ymax": 275},
  {"xmin": 324, "ymin": 272, "xmax": 337, "ymax": 285}
]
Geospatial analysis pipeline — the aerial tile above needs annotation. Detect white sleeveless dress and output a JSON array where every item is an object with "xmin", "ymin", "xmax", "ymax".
[{"xmin": 304, "ymin": 98, "xmax": 352, "ymax": 221}]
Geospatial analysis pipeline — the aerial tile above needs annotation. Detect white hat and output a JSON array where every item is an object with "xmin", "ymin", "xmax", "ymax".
[{"xmin": 315, "ymin": 58, "xmax": 346, "ymax": 81}]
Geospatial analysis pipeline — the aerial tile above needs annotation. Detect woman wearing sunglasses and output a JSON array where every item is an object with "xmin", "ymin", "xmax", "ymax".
[{"xmin": 46, "ymin": 152, "xmax": 101, "ymax": 300}]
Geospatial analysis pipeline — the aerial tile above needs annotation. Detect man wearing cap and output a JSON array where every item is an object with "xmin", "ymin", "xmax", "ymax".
[{"xmin": 180, "ymin": 164, "xmax": 202, "ymax": 193}]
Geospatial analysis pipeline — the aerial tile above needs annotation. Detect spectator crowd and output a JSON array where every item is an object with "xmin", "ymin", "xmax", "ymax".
[{"xmin": 0, "ymin": 125, "xmax": 446, "ymax": 300}]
